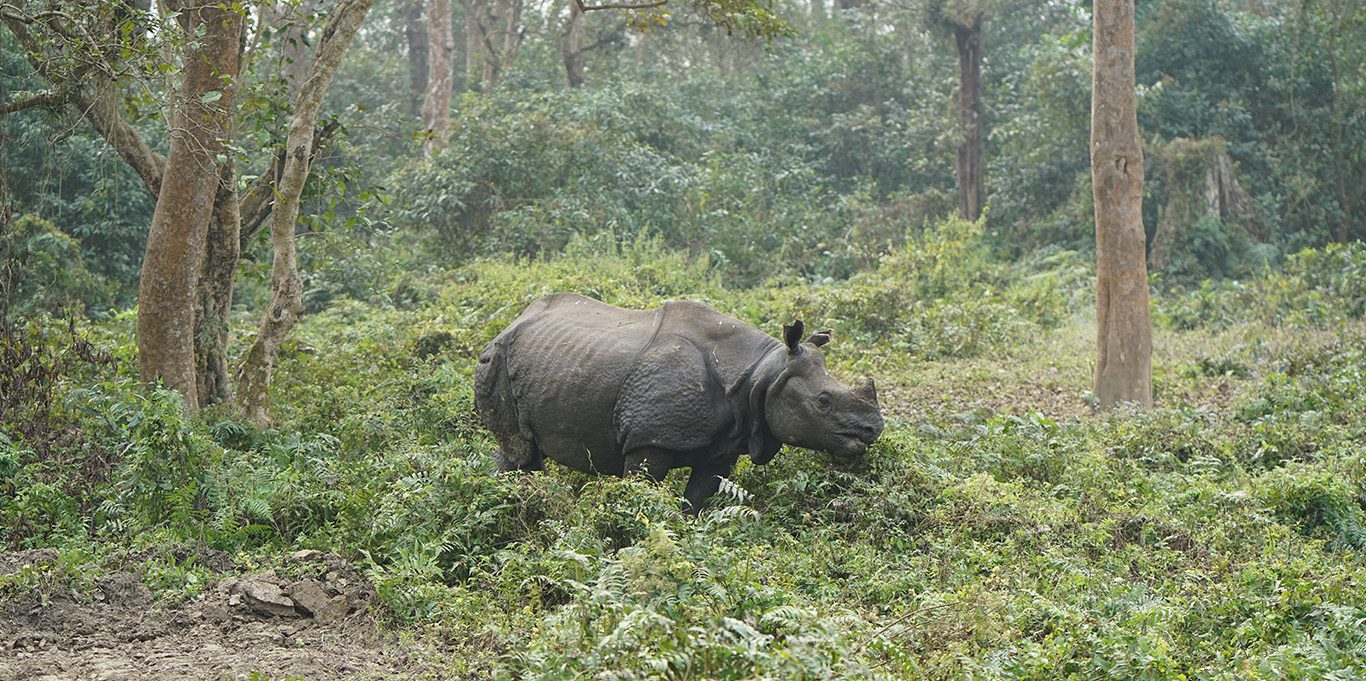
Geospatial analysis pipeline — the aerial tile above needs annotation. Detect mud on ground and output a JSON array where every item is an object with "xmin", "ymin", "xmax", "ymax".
[{"xmin": 0, "ymin": 549, "xmax": 441, "ymax": 680}]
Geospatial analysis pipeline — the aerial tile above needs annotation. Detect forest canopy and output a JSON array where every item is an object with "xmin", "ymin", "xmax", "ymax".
[{"xmin": 3, "ymin": 0, "xmax": 1360, "ymax": 307}]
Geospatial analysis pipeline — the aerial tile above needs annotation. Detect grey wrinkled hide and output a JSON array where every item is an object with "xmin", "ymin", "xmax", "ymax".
[{"xmin": 475, "ymin": 293, "xmax": 884, "ymax": 513}]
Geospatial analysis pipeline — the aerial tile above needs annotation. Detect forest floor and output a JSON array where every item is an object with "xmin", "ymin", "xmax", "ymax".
[
  {"xmin": 1, "ymin": 318, "xmax": 1345, "ymax": 681},
  {"xmin": 3, "ymin": 249, "xmax": 1363, "ymax": 679},
  {"xmin": 0, "ymin": 548, "xmax": 446, "ymax": 680},
  {"xmin": 0, "ymin": 321, "xmax": 1260, "ymax": 680}
]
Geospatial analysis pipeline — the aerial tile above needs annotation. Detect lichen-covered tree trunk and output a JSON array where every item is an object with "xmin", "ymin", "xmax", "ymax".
[
  {"xmin": 1091, "ymin": 0, "xmax": 1152, "ymax": 409},
  {"xmin": 422, "ymin": 0, "xmax": 454, "ymax": 155},
  {"xmin": 561, "ymin": 1, "xmax": 586, "ymax": 88},
  {"xmin": 138, "ymin": 1, "xmax": 242, "ymax": 410},
  {"xmin": 402, "ymin": 0, "xmax": 430, "ymax": 116},
  {"xmin": 952, "ymin": 15, "xmax": 984, "ymax": 222},
  {"xmin": 195, "ymin": 160, "xmax": 241, "ymax": 406},
  {"xmin": 237, "ymin": 0, "xmax": 374, "ymax": 427}
]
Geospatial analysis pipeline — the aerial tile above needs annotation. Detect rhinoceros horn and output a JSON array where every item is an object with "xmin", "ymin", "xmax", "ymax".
[{"xmin": 856, "ymin": 377, "xmax": 878, "ymax": 404}]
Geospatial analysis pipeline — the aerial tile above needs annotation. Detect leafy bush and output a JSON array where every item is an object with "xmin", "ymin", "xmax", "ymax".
[
  {"xmin": 1, "ymin": 214, "xmax": 112, "ymax": 321},
  {"xmin": 383, "ymin": 83, "xmax": 939, "ymax": 286},
  {"xmin": 1258, "ymin": 464, "xmax": 1366, "ymax": 551},
  {"xmin": 1162, "ymin": 242, "xmax": 1366, "ymax": 329}
]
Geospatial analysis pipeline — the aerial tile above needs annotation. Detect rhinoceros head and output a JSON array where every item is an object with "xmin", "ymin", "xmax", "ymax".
[{"xmin": 751, "ymin": 320, "xmax": 884, "ymax": 463}]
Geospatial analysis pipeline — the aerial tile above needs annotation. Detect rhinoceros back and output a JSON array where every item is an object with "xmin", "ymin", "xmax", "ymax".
[{"xmin": 475, "ymin": 293, "xmax": 662, "ymax": 473}]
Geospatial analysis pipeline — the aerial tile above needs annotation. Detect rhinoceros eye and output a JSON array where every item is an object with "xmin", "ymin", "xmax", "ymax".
[{"xmin": 816, "ymin": 393, "xmax": 832, "ymax": 411}]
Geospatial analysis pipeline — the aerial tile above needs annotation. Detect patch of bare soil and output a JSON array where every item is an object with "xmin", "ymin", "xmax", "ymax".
[{"xmin": 0, "ymin": 549, "xmax": 439, "ymax": 680}]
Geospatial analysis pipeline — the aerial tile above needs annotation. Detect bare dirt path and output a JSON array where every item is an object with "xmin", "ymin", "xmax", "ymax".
[{"xmin": 1, "ymin": 549, "xmax": 443, "ymax": 680}]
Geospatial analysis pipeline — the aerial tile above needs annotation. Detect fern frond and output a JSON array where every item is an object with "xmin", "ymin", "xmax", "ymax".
[{"xmin": 716, "ymin": 476, "xmax": 753, "ymax": 503}]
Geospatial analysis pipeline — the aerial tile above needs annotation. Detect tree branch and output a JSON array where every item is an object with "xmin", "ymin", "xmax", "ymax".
[
  {"xmin": 581, "ymin": 20, "xmax": 627, "ymax": 52},
  {"xmin": 573, "ymin": 0, "xmax": 667, "ymax": 10},
  {"xmin": 0, "ymin": 89, "xmax": 70, "ymax": 114},
  {"xmin": 238, "ymin": 120, "xmax": 341, "ymax": 249},
  {"xmin": 237, "ymin": 0, "xmax": 373, "ymax": 426},
  {"xmin": 2, "ymin": 12, "xmax": 166, "ymax": 196}
]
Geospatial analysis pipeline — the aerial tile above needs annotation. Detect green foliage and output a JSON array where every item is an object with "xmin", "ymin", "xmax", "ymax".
[
  {"xmin": 1258, "ymin": 463, "xmax": 1366, "ymax": 552},
  {"xmin": 741, "ymin": 215, "xmax": 1089, "ymax": 360},
  {"xmin": 385, "ymin": 82, "xmax": 892, "ymax": 285},
  {"xmin": 1136, "ymin": 0, "xmax": 1364, "ymax": 246},
  {"xmin": 1161, "ymin": 242, "xmax": 1366, "ymax": 330},
  {"xmin": 1, "ymin": 215, "xmax": 113, "ymax": 321},
  {"xmin": 686, "ymin": 0, "xmax": 794, "ymax": 39},
  {"xmin": 6, "ymin": 242, "xmax": 1366, "ymax": 678}
]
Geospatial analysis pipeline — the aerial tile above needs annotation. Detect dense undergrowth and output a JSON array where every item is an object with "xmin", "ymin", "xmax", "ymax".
[{"xmin": 2, "ymin": 228, "xmax": 1365, "ymax": 678}]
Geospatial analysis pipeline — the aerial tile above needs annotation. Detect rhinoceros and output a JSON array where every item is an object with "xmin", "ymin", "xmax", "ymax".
[{"xmin": 474, "ymin": 293, "xmax": 884, "ymax": 512}]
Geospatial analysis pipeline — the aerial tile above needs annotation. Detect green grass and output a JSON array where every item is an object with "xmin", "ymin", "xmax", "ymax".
[{"xmin": 2, "ymin": 234, "xmax": 1364, "ymax": 678}]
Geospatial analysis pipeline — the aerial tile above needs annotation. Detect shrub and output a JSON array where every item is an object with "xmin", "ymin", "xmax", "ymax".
[
  {"xmin": 1161, "ymin": 242, "xmax": 1366, "ymax": 329},
  {"xmin": 1258, "ymin": 464, "xmax": 1366, "ymax": 551},
  {"xmin": 1, "ymin": 214, "xmax": 112, "ymax": 321}
]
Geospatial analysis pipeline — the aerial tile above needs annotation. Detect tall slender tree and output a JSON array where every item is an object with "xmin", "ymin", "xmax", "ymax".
[
  {"xmin": 401, "ymin": 0, "xmax": 430, "ymax": 115},
  {"xmin": 561, "ymin": 0, "xmax": 586, "ymax": 88},
  {"xmin": 1091, "ymin": 0, "xmax": 1152, "ymax": 408},
  {"xmin": 422, "ymin": 0, "xmax": 453, "ymax": 154},
  {"xmin": 924, "ymin": 1, "xmax": 990, "ymax": 222},
  {"xmin": 948, "ymin": 8, "xmax": 983, "ymax": 222},
  {"xmin": 237, "ymin": 0, "xmax": 375, "ymax": 426}
]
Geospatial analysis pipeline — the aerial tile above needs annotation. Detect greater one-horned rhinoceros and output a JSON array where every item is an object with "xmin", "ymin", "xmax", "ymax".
[{"xmin": 474, "ymin": 293, "xmax": 884, "ymax": 512}]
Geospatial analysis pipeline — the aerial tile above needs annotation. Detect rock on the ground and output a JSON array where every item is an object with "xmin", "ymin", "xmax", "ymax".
[
  {"xmin": 288, "ymin": 579, "xmax": 350, "ymax": 623},
  {"xmin": 229, "ymin": 575, "xmax": 300, "ymax": 618}
]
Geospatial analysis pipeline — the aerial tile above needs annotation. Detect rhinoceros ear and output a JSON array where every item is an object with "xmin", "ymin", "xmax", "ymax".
[
  {"xmin": 805, "ymin": 329, "xmax": 833, "ymax": 348},
  {"xmin": 782, "ymin": 320, "xmax": 805, "ymax": 353}
]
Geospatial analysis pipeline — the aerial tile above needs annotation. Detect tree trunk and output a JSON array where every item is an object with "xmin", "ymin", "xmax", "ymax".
[
  {"xmin": 460, "ymin": 0, "xmax": 522, "ymax": 91},
  {"xmin": 952, "ymin": 15, "xmax": 984, "ymax": 223},
  {"xmin": 195, "ymin": 11, "xmax": 247, "ymax": 410},
  {"xmin": 237, "ymin": 0, "xmax": 374, "ymax": 428},
  {"xmin": 138, "ymin": 1, "xmax": 242, "ymax": 410},
  {"xmin": 497, "ymin": 0, "xmax": 524, "ymax": 85},
  {"xmin": 1323, "ymin": 9, "xmax": 1357, "ymax": 244},
  {"xmin": 1091, "ymin": 0, "xmax": 1152, "ymax": 409},
  {"xmin": 562, "ymin": 1, "xmax": 585, "ymax": 88},
  {"xmin": 402, "ymin": 0, "xmax": 429, "ymax": 116},
  {"xmin": 195, "ymin": 160, "xmax": 240, "ymax": 407},
  {"xmin": 422, "ymin": 0, "xmax": 454, "ymax": 155},
  {"xmin": 462, "ymin": 0, "xmax": 487, "ymax": 90}
]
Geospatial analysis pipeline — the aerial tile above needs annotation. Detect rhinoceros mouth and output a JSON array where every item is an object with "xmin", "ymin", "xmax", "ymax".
[{"xmin": 831, "ymin": 432, "xmax": 872, "ymax": 457}]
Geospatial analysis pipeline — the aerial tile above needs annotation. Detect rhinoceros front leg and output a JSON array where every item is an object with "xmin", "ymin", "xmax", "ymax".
[
  {"xmin": 683, "ymin": 456, "xmax": 739, "ymax": 515},
  {"xmin": 492, "ymin": 436, "xmax": 543, "ymax": 473}
]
